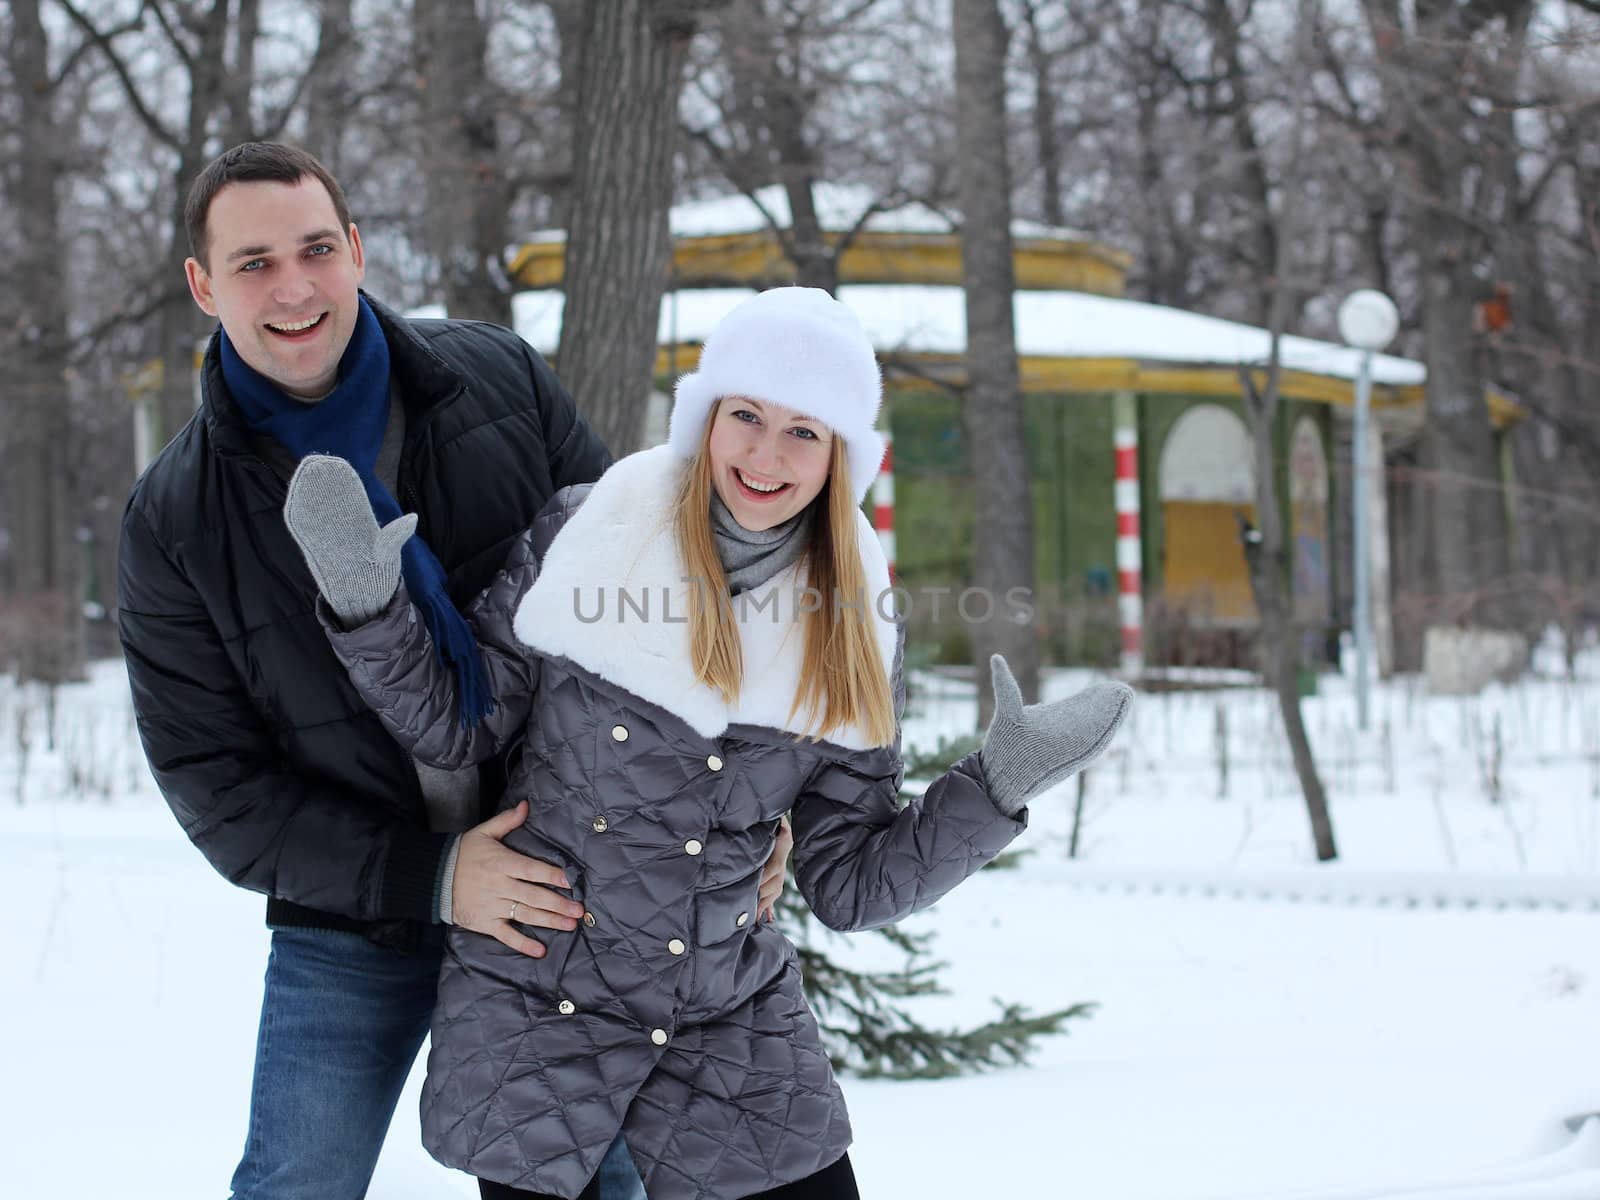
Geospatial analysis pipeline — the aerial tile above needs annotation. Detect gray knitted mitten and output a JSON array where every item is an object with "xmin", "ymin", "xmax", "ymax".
[
  {"xmin": 284, "ymin": 454, "xmax": 416, "ymax": 627},
  {"xmin": 981, "ymin": 654, "xmax": 1134, "ymax": 817}
]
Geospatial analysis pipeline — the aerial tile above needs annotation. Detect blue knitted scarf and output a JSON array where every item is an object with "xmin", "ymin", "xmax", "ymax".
[{"xmin": 220, "ymin": 297, "xmax": 494, "ymax": 726}]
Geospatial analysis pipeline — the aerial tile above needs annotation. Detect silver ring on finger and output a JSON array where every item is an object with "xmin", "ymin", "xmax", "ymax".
[{"xmin": 509, "ymin": 901, "xmax": 520, "ymax": 923}]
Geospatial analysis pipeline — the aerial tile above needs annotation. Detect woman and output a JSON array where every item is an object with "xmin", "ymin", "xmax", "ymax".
[{"xmin": 285, "ymin": 287, "xmax": 1132, "ymax": 1199}]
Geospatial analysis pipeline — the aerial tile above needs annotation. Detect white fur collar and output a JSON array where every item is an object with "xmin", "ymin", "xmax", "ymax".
[{"xmin": 512, "ymin": 445, "xmax": 897, "ymax": 750}]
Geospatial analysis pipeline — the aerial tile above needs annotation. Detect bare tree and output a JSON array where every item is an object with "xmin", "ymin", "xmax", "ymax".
[
  {"xmin": 1483, "ymin": 44, "xmax": 1600, "ymax": 661},
  {"xmin": 683, "ymin": 1, "xmax": 915, "ymax": 293},
  {"xmin": 1, "ymin": 0, "xmax": 85, "ymax": 682},
  {"xmin": 539, "ymin": 0, "xmax": 589, "ymax": 230},
  {"xmin": 696, "ymin": 2, "xmax": 833, "ymax": 288},
  {"xmin": 413, "ymin": 0, "xmax": 515, "ymax": 325},
  {"xmin": 1362, "ymin": 0, "xmax": 1528, "ymax": 627},
  {"xmin": 1010, "ymin": 0, "xmax": 1123, "ymax": 232},
  {"xmin": 1228, "ymin": 0, "xmax": 1337, "ymax": 861},
  {"xmin": 300, "ymin": 0, "xmax": 356, "ymax": 172},
  {"xmin": 8, "ymin": 0, "xmax": 1594, "ymax": 695},
  {"xmin": 58, "ymin": 0, "xmax": 344, "ymax": 452},
  {"xmin": 954, "ymin": 0, "xmax": 1039, "ymax": 721},
  {"xmin": 1016, "ymin": 0, "xmax": 1067, "ymax": 228},
  {"xmin": 1097, "ymin": 0, "xmax": 1230, "ymax": 311},
  {"xmin": 557, "ymin": 0, "xmax": 726, "ymax": 454},
  {"xmin": 224, "ymin": 0, "xmax": 262, "ymax": 148},
  {"xmin": 1199, "ymin": 0, "xmax": 1280, "ymax": 328},
  {"xmin": 59, "ymin": 0, "xmax": 236, "ymax": 452}
]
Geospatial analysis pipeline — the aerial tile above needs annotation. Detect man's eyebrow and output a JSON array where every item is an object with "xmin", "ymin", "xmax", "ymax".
[{"xmin": 224, "ymin": 230, "xmax": 341, "ymax": 263}]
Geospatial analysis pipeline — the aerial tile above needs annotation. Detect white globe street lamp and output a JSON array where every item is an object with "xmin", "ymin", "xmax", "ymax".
[
  {"xmin": 1337, "ymin": 289, "xmax": 1399, "ymax": 731},
  {"xmin": 1338, "ymin": 289, "xmax": 1400, "ymax": 352}
]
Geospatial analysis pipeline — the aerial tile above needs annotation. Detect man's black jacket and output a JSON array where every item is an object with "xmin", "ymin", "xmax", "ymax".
[{"xmin": 117, "ymin": 298, "xmax": 611, "ymax": 944}]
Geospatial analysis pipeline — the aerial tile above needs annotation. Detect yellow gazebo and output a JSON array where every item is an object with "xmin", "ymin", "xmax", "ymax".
[{"xmin": 503, "ymin": 184, "xmax": 1516, "ymax": 666}]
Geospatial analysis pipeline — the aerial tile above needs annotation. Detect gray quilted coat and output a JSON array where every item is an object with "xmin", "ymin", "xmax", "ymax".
[{"xmin": 325, "ymin": 447, "xmax": 1026, "ymax": 1199}]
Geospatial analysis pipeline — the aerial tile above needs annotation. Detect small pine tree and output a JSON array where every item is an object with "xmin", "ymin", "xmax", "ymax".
[{"xmin": 786, "ymin": 720, "xmax": 1094, "ymax": 1079}]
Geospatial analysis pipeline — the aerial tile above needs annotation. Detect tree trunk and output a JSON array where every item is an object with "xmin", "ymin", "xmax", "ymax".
[
  {"xmin": 1241, "ymin": 373, "xmax": 1338, "ymax": 861},
  {"xmin": 1240, "ymin": 235, "xmax": 1337, "ymax": 859},
  {"xmin": 764, "ymin": 47, "xmax": 833, "ymax": 291},
  {"xmin": 155, "ymin": 0, "xmax": 232, "ymax": 452},
  {"xmin": 3, "ymin": 0, "xmax": 84, "ymax": 683},
  {"xmin": 1020, "ymin": 1, "xmax": 1065, "ymax": 228},
  {"xmin": 546, "ymin": 0, "xmax": 589, "ymax": 231},
  {"xmin": 953, "ymin": 0, "xmax": 1039, "ymax": 724},
  {"xmin": 557, "ymin": 0, "xmax": 706, "ymax": 455},
  {"xmin": 1416, "ymin": 233, "xmax": 1511, "ymax": 619},
  {"xmin": 225, "ymin": 0, "xmax": 262, "ymax": 148},
  {"xmin": 301, "ymin": 0, "xmax": 356, "ymax": 173},
  {"xmin": 1127, "ymin": 0, "xmax": 1186, "ymax": 307},
  {"xmin": 156, "ymin": 178, "xmax": 212, "ymax": 456},
  {"xmin": 1238, "ymin": 0, "xmax": 1335, "ymax": 861},
  {"xmin": 1203, "ymin": 0, "xmax": 1276, "ymax": 328},
  {"xmin": 415, "ymin": 0, "xmax": 514, "ymax": 326},
  {"xmin": 1487, "ymin": 204, "xmax": 1597, "ymax": 649},
  {"xmin": 1364, "ymin": 0, "xmax": 1523, "ymax": 626},
  {"xmin": 782, "ymin": 178, "xmax": 837, "ymax": 292},
  {"xmin": 702, "ymin": 1, "xmax": 837, "ymax": 291}
]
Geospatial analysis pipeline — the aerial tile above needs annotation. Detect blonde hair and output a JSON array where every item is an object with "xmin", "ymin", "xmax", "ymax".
[{"xmin": 673, "ymin": 412, "xmax": 896, "ymax": 746}]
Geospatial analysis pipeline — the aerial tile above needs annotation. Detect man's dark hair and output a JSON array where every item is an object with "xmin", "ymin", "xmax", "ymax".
[{"xmin": 185, "ymin": 142, "xmax": 354, "ymax": 271}]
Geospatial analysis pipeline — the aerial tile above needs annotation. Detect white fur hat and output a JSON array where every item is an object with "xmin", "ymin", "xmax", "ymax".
[{"xmin": 667, "ymin": 287, "xmax": 886, "ymax": 503}]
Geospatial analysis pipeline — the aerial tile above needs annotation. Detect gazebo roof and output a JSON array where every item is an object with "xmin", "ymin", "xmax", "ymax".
[
  {"xmin": 492, "ymin": 184, "xmax": 1516, "ymax": 427},
  {"xmin": 509, "ymin": 183, "xmax": 1132, "ymax": 296},
  {"xmin": 661, "ymin": 183, "xmax": 1099, "ymax": 242},
  {"xmin": 506, "ymin": 285, "xmax": 1465, "ymax": 416}
]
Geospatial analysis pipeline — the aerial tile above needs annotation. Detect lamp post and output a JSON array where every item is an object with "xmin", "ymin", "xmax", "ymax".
[{"xmin": 1336, "ymin": 289, "xmax": 1399, "ymax": 730}]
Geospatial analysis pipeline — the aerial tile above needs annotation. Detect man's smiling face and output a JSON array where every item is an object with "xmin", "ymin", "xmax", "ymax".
[{"xmin": 185, "ymin": 175, "xmax": 366, "ymax": 399}]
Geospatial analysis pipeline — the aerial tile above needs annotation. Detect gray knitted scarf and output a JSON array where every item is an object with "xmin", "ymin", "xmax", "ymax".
[{"xmin": 711, "ymin": 493, "xmax": 813, "ymax": 594}]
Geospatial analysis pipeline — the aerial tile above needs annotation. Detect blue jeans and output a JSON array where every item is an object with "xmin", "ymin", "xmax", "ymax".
[{"xmin": 229, "ymin": 926, "xmax": 644, "ymax": 1200}]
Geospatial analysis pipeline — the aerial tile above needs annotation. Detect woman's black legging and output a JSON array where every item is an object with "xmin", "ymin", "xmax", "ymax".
[{"xmin": 477, "ymin": 1151, "xmax": 861, "ymax": 1200}]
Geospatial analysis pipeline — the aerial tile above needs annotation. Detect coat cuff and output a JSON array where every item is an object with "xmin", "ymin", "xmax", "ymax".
[
  {"xmin": 954, "ymin": 748, "xmax": 1032, "ymax": 836},
  {"xmin": 382, "ymin": 824, "xmax": 454, "ymax": 924},
  {"xmin": 317, "ymin": 587, "xmax": 412, "ymax": 651},
  {"xmin": 435, "ymin": 834, "xmax": 465, "ymax": 924}
]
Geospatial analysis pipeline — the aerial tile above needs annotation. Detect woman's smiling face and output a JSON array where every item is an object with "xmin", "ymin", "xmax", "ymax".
[{"xmin": 706, "ymin": 397, "xmax": 835, "ymax": 531}]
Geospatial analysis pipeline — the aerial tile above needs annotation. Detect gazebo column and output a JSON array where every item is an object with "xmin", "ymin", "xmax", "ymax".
[
  {"xmin": 1113, "ymin": 390, "xmax": 1144, "ymax": 677},
  {"xmin": 1366, "ymin": 416, "xmax": 1394, "ymax": 677},
  {"xmin": 874, "ymin": 420, "xmax": 896, "ymax": 578}
]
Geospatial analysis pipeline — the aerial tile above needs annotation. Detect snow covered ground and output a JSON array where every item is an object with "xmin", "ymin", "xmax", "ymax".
[{"xmin": 5, "ymin": 643, "xmax": 1600, "ymax": 1199}]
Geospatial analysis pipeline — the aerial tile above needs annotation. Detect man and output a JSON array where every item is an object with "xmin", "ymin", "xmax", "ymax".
[{"xmin": 117, "ymin": 142, "xmax": 790, "ymax": 1199}]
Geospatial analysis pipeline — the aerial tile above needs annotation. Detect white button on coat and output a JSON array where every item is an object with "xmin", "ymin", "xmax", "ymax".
[
  {"xmin": 707, "ymin": 755, "xmax": 723, "ymax": 771},
  {"xmin": 736, "ymin": 912, "xmax": 750, "ymax": 928},
  {"xmin": 668, "ymin": 938, "xmax": 686, "ymax": 956},
  {"xmin": 558, "ymin": 999, "xmax": 576, "ymax": 1015},
  {"xmin": 650, "ymin": 1028, "xmax": 668, "ymax": 1046},
  {"xmin": 611, "ymin": 725, "xmax": 629, "ymax": 742},
  {"xmin": 684, "ymin": 839, "xmax": 703, "ymax": 856},
  {"xmin": 593, "ymin": 816, "xmax": 608, "ymax": 833}
]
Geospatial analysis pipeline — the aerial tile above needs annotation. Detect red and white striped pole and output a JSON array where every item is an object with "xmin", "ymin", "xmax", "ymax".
[
  {"xmin": 874, "ymin": 428, "xmax": 895, "ymax": 578},
  {"xmin": 1113, "ymin": 392, "xmax": 1143, "ymax": 677}
]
